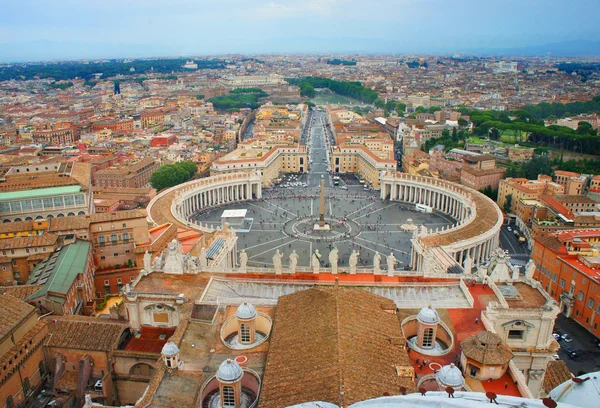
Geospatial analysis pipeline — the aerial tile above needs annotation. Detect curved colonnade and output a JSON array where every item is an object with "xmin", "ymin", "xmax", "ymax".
[
  {"xmin": 147, "ymin": 172, "xmax": 262, "ymax": 232},
  {"xmin": 380, "ymin": 172, "xmax": 503, "ymax": 273}
]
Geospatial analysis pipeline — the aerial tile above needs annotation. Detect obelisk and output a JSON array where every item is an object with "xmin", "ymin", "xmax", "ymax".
[{"xmin": 319, "ymin": 175, "xmax": 326, "ymax": 227}]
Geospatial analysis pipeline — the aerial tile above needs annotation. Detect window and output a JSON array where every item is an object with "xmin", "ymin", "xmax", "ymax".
[
  {"xmin": 99, "ymin": 235, "xmax": 105, "ymax": 244},
  {"xmin": 595, "ymin": 323, "xmax": 598, "ymax": 330},
  {"xmin": 240, "ymin": 323, "xmax": 251, "ymax": 343},
  {"xmin": 114, "ymin": 253, "xmax": 118, "ymax": 257},
  {"xmin": 578, "ymin": 291, "xmax": 584, "ymax": 301},
  {"xmin": 422, "ymin": 327, "xmax": 434, "ymax": 348},
  {"xmin": 117, "ymin": 278, "xmax": 122, "ymax": 284},
  {"xmin": 222, "ymin": 386, "xmax": 235, "ymax": 408},
  {"xmin": 553, "ymin": 274, "xmax": 558, "ymax": 283},
  {"xmin": 123, "ymin": 232, "xmax": 129, "ymax": 241},
  {"xmin": 589, "ymin": 299, "xmax": 595, "ymax": 309},
  {"xmin": 111, "ymin": 233, "xmax": 117, "ymax": 243},
  {"xmin": 104, "ymin": 280, "xmax": 109, "ymax": 285},
  {"xmin": 508, "ymin": 330, "xmax": 524, "ymax": 340}
]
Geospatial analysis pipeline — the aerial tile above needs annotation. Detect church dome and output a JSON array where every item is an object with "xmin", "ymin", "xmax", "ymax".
[
  {"xmin": 161, "ymin": 341, "xmax": 179, "ymax": 356},
  {"xmin": 216, "ymin": 359, "xmax": 244, "ymax": 383},
  {"xmin": 436, "ymin": 363, "xmax": 465, "ymax": 389},
  {"xmin": 236, "ymin": 302, "xmax": 257, "ymax": 320},
  {"xmin": 417, "ymin": 305, "xmax": 440, "ymax": 324}
]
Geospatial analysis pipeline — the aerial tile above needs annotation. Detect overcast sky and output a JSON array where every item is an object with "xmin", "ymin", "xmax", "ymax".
[{"xmin": 1, "ymin": 0, "xmax": 600, "ymax": 60}]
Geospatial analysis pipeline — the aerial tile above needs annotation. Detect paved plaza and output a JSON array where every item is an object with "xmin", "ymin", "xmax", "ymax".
[{"xmin": 192, "ymin": 110, "xmax": 455, "ymax": 268}]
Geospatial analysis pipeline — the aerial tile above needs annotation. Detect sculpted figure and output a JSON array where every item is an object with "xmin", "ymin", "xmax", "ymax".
[
  {"xmin": 239, "ymin": 249, "xmax": 248, "ymax": 273},
  {"xmin": 329, "ymin": 246, "xmax": 339, "ymax": 274},
  {"xmin": 198, "ymin": 247, "xmax": 208, "ymax": 269},
  {"xmin": 373, "ymin": 251, "xmax": 382, "ymax": 274},
  {"xmin": 349, "ymin": 250, "xmax": 359, "ymax": 274},
  {"xmin": 289, "ymin": 250, "xmax": 299, "ymax": 274},
  {"xmin": 387, "ymin": 252, "xmax": 397, "ymax": 276},
  {"xmin": 311, "ymin": 249, "xmax": 322, "ymax": 274},
  {"xmin": 525, "ymin": 259, "xmax": 535, "ymax": 280},
  {"xmin": 273, "ymin": 249, "xmax": 283, "ymax": 274},
  {"xmin": 143, "ymin": 250, "xmax": 152, "ymax": 272}
]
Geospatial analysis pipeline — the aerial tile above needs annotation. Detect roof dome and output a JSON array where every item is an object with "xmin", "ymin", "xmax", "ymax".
[
  {"xmin": 217, "ymin": 359, "xmax": 244, "ymax": 383},
  {"xmin": 436, "ymin": 363, "xmax": 465, "ymax": 389},
  {"xmin": 417, "ymin": 305, "xmax": 440, "ymax": 324},
  {"xmin": 161, "ymin": 341, "xmax": 179, "ymax": 356},
  {"xmin": 236, "ymin": 302, "xmax": 257, "ymax": 320},
  {"xmin": 549, "ymin": 371, "xmax": 600, "ymax": 408}
]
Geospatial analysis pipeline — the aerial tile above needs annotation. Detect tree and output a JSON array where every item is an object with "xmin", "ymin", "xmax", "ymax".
[
  {"xmin": 577, "ymin": 121, "xmax": 595, "ymax": 135},
  {"xmin": 150, "ymin": 161, "xmax": 197, "ymax": 191},
  {"xmin": 415, "ymin": 106, "xmax": 426, "ymax": 114},
  {"xmin": 522, "ymin": 156, "xmax": 554, "ymax": 180},
  {"xmin": 458, "ymin": 118, "xmax": 469, "ymax": 127},
  {"xmin": 503, "ymin": 194, "xmax": 513, "ymax": 213},
  {"xmin": 374, "ymin": 98, "xmax": 385, "ymax": 109}
]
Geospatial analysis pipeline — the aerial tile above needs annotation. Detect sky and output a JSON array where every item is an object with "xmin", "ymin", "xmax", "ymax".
[{"xmin": 1, "ymin": 0, "xmax": 600, "ymax": 61}]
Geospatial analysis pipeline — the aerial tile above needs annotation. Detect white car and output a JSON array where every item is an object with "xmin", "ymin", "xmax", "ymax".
[
  {"xmin": 552, "ymin": 354, "xmax": 560, "ymax": 360},
  {"xmin": 507, "ymin": 226, "xmax": 512, "ymax": 231}
]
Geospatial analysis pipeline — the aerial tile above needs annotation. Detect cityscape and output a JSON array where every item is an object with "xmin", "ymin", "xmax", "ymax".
[{"xmin": 2, "ymin": 2, "xmax": 600, "ymax": 408}]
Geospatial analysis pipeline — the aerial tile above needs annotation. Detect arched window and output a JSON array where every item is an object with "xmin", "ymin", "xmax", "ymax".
[
  {"xmin": 122, "ymin": 232, "xmax": 129, "ymax": 242},
  {"xmin": 129, "ymin": 363, "xmax": 154, "ymax": 377},
  {"xmin": 6, "ymin": 396, "xmax": 14, "ymax": 408},
  {"xmin": 222, "ymin": 385, "xmax": 236, "ymax": 407},
  {"xmin": 422, "ymin": 328, "xmax": 434, "ymax": 348},
  {"xmin": 240, "ymin": 323, "xmax": 251, "ymax": 344},
  {"xmin": 99, "ymin": 235, "xmax": 105, "ymax": 244},
  {"xmin": 111, "ymin": 233, "xmax": 117, "ymax": 243}
]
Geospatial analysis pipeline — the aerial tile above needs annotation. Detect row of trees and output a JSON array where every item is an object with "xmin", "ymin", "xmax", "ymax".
[
  {"xmin": 207, "ymin": 88, "xmax": 268, "ymax": 111},
  {"xmin": 505, "ymin": 156, "xmax": 554, "ymax": 180},
  {"xmin": 421, "ymin": 128, "xmax": 468, "ymax": 152},
  {"xmin": 326, "ymin": 59, "xmax": 357, "ymax": 66},
  {"xmin": 150, "ymin": 161, "xmax": 197, "ymax": 192},
  {"xmin": 0, "ymin": 58, "xmax": 225, "ymax": 81},
  {"xmin": 287, "ymin": 77, "xmax": 379, "ymax": 104}
]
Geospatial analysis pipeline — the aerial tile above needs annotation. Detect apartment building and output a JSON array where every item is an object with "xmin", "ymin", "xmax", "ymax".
[
  {"xmin": 532, "ymin": 230, "xmax": 600, "ymax": 339},
  {"xmin": 498, "ymin": 175, "xmax": 565, "ymax": 212},
  {"xmin": 92, "ymin": 157, "xmax": 158, "ymax": 189}
]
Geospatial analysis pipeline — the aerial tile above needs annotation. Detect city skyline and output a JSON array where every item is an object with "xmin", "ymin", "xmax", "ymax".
[{"xmin": 2, "ymin": 0, "xmax": 600, "ymax": 61}]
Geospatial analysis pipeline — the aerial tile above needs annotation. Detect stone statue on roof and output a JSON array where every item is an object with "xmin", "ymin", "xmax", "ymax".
[
  {"xmin": 289, "ymin": 250, "xmax": 299, "ymax": 274},
  {"xmin": 463, "ymin": 253, "xmax": 473, "ymax": 274},
  {"xmin": 329, "ymin": 246, "xmax": 339, "ymax": 274},
  {"xmin": 185, "ymin": 255, "xmax": 198, "ymax": 274},
  {"xmin": 311, "ymin": 249, "xmax": 322, "ymax": 274},
  {"xmin": 373, "ymin": 251, "xmax": 382, "ymax": 274},
  {"xmin": 152, "ymin": 253, "xmax": 163, "ymax": 272},
  {"xmin": 143, "ymin": 250, "xmax": 152, "ymax": 272},
  {"xmin": 239, "ymin": 249, "xmax": 248, "ymax": 273},
  {"xmin": 387, "ymin": 252, "xmax": 397, "ymax": 276},
  {"xmin": 273, "ymin": 249, "xmax": 283, "ymax": 275},
  {"xmin": 349, "ymin": 250, "xmax": 359, "ymax": 274},
  {"xmin": 163, "ymin": 239, "xmax": 185, "ymax": 274},
  {"xmin": 525, "ymin": 259, "xmax": 535, "ymax": 280},
  {"xmin": 198, "ymin": 247, "xmax": 208, "ymax": 270}
]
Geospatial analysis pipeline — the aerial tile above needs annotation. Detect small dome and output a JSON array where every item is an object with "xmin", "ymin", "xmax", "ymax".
[
  {"xmin": 549, "ymin": 370, "xmax": 600, "ymax": 408},
  {"xmin": 236, "ymin": 302, "xmax": 257, "ymax": 320},
  {"xmin": 436, "ymin": 363, "xmax": 465, "ymax": 389},
  {"xmin": 417, "ymin": 305, "xmax": 440, "ymax": 324},
  {"xmin": 161, "ymin": 341, "xmax": 179, "ymax": 356},
  {"xmin": 217, "ymin": 359, "xmax": 244, "ymax": 383}
]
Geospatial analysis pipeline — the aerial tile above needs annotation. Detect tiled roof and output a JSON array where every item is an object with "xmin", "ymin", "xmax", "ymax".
[
  {"xmin": 461, "ymin": 331, "xmax": 513, "ymax": 365},
  {"xmin": 0, "ymin": 292, "xmax": 36, "ymax": 342},
  {"xmin": 259, "ymin": 287, "xmax": 415, "ymax": 408},
  {"xmin": 89, "ymin": 209, "xmax": 147, "ymax": 223},
  {"xmin": 0, "ymin": 233, "xmax": 58, "ymax": 250},
  {"xmin": 0, "ymin": 285, "xmax": 44, "ymax": 300},
  {"xmin": 48, "ymin": 216, "xmax": 90, "ymax": 231},
  {"xmin": 44, "ymin": 315, "xmax": 128, "ymax": 351},
  {"xmin": 543, "ymin": 360, "xmax": 573, "ymax": 393}
]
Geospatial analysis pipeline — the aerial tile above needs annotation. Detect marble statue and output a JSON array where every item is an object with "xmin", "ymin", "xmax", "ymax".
[
  {"xmin": 152, "ymin": 254, "xmax": 163, "ymax": 272},
  {"xmin": 185, "ymin": 255, "xmax": 198, "ymax": 274},
  {"xmin": 525, "ymin": 259, "xmax": 535, "ymax": 280},
  {"xmin": 349, "ymin": 250, "xmax": 359, "ymax": 274},
  {"xmin": 463, "ymin": 253, "xmax": 473, "ymax": 274},
  {"xmin": 373, "ymin": 251, "xmax": 382, "ymax": 274},
  {"xmin": 387, "ymin": 252, "xmax": 397, "ymax": 276},
  {"xmin": 273, "ymin": 249, "xmax": 283, "ymax": 275},
  {"xmin": 289, "ymin": 250, "xmax": 299, "ymax": 274},
  {"xmin": 223, "ymin": 221, "xmax": 229, "ymax": 233},
  {"xmin": 239, "ymin": 249, "xmax": 248, "ymax": 273},
  {"xmin": 329, "ymin": 246, "xmax": 339, "ymax": 274},
  {"xmin": 143, "ymin": 250, "xmax": 152, "ymax": 272},
  {"xmin": 198, "ymin": 247, "xmax": 208, "ymax": 270},
  {"xmin": 163, "ymin": 239, "xmax": 185, "ymax": 274},
  {"xmin": 311, "ymin": 249, "xmax": 322, "ymax": 274}
]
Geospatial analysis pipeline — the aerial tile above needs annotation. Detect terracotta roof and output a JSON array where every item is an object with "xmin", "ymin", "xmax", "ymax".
[
  {"xmin": 89, "ymin": 209, "xmax": 147, "ymax": 223},
  {"xmin": 260, "ymin": 287, "xmax": 415, "ymax": 408},
  {"xmin": 0, "ymin": 285, "xmax": 44, "ymax": 300},
  {"xmin": 0, "ymin": 233, "xmax": 58, "ymax": 250},
  {"xmin": 0, "ymin": 220, "xmax": 35, "ymax": 234},
  {"xmin": 48, "ymin": 216, "xmax": 90, "ymax": 231},
  {"xmin": 44, "ymin": 315, "xmax": 128, "ymax": 351},
  {"xmin": 461, "ymin": 331, "xmax": 513, "ymax": 365},
  {"xmin": 554, "ymin": 194, "xmax": 598, "ymax": 204},
  {"xmin": 0, "ymin": 292, "xmax": 36, "ymax": 342},
  {"xmin": 504, "ymin": 282, "xmax": 549, "ymax": 309},
  {"xmin": 543, "ymin": 360, "xmax": 573, "ymax": 393}
]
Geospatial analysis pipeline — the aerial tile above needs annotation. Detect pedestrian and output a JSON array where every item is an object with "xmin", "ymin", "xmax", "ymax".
[
  {"xmin": 475, "ymin": 317, "xmax": 479, "ymax": 324},
  {"xmin": 416, "ymin": 358, "xmax": 420, "ymax": 364},
  {"xmin": 505, "ymin": 381, "xmax": 508, "ymax": 389}
]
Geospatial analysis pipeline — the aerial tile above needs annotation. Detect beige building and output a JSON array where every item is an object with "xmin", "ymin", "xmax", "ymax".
[
  {"xmin": 498, "ymin": 175, "xmax": 565, "ymax": 212},
  {"xmin": 211, "ymin": 141, "xmax": 308, "ymax": 187}
]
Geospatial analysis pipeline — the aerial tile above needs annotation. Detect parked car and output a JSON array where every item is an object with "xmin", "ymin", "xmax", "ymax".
[
  {"xmin": 507, "ymin": 226, "xmax": 512, "ymax": 231},
  {"xmin": 561, "ymin": 334, "xmax": 573, "ymax": 343},
  {"xmin": 553, "ymin": 333, "xmax": 561, "ymax": 341},
  {"xmin": 552, "ymin": 354, "xmax": 560, "ymax": 360}
]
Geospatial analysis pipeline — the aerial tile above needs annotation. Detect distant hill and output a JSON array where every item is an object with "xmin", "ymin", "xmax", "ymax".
[{"xmin": 468, "ymin": 40, "xmax": 600, "ymax": 57}]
